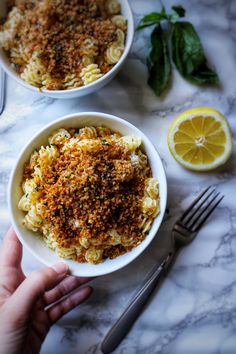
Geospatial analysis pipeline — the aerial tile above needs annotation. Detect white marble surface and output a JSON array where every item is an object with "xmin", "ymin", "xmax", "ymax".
[{"xmin": 0, "ymin": 0, "xmax": 236, "ymax": 353}]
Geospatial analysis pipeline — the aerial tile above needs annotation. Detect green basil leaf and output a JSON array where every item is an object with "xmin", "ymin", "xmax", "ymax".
[
  {"xmin": 136, "ymin": 11, "xmax": 169, "ymax": 31},
  {"xmin": 147, "ymin": 24, "xmax": 171, "ymax": 96},
  {"xmin": 172, "ymin": 5, "xmax": 186, "ymax": 18},
  {"xmin": 172, "ymin": 22, "xmax": 219, "ymax": 85}
]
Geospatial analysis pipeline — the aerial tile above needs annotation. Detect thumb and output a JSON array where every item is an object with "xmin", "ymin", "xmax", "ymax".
[{"xmin": 6, "ymin": 262, "xmax": 68, "ymax": 321}]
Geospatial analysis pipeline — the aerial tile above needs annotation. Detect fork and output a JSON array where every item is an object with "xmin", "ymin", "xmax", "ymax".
[{"xmin": 101, "ymin": 187, "xmax": 224, "ymax": 354}]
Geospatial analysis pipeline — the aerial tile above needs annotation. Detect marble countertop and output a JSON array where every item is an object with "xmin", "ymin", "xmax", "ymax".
[{"xmin": 0, "ymin": 0, "xmax": 236, "ymax": 353}]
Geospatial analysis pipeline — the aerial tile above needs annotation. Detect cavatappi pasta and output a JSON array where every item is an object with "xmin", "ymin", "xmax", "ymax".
[
  {"xmin": 18, "ymin": 127, "xmax": 160, "ymax": 264},
  {"xmin": 0, "ymin": 0, "xmax": 127, "ymax": 90}
]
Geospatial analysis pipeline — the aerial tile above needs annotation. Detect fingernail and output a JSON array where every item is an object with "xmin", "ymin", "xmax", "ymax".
[{"xmin": 52, "ymin": 261, "xmax": 68, "ymax": 275}]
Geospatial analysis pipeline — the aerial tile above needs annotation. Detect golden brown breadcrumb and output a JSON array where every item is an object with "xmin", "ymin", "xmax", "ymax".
[
  {"xmin": 5, "ymin": 0, "xmax": 127, "ymax": 89},
  {"xmin": 24, "ymin": 127, "xmax": 150, "ymax": 262}
]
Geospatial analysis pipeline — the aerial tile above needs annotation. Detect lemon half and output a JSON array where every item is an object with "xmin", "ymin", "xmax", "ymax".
[{"xmin": 168, "ymin": 108, "xmax": 233, "ymax": 171}]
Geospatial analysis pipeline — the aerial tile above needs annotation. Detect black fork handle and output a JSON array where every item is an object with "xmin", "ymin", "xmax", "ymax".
[
  {"xmin": 0, "ymin": 68, "xmax": 6, "ymax": 115},
  {"xmin": 101, "ymin": 251, "xmax": 176, "ymax": 354}
]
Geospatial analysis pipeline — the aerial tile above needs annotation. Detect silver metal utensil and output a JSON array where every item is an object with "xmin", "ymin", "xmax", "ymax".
[
  {"xmin": 0, "ymin": 68, "xmax": 6, "ymax": 115},
  {"xmin": 101, "ymin": 187, "xmax": 224, "ymax": 354}
]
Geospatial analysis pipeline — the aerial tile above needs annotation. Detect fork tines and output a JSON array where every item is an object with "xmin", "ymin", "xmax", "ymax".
[{"xmin": 180, "ymin": 187, "xmax": 224, "ymax": 232}]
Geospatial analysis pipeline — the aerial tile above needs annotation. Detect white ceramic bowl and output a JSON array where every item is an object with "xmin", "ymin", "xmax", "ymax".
[
  {"xmin": 8, "ymin": 112, "xmax": 167, "ymax": 276},
  {"xmin": 0, "ymin": 0, "xmax": 134, "ymax": 99}
]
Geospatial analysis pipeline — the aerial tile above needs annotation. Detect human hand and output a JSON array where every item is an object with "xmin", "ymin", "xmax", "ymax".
[{"xmin": 0, "ymin": 228, "xmax": 93, "ymax": 354}]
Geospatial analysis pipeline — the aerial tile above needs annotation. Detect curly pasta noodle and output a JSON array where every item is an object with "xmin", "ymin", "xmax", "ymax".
[
  {"xmin": 10, "ymin": 46, "xmax": 31, "ymax": 66},
  {"xmin": 106, "ymin": 0, "xmax": 121, "ymax": 15},
  {"xmin": 0, "ymin": 0, "xmax": 127, "ymax": 90},
  {"xmin": 111, "ymin": 15, "xmax": 127, "ymax": 30},
  {"xmin": 21, "ymin": 54, "xmax": 48, "ymax": 87},
  {"xmin": 63, "ymin": 73, "xmax": 83, "ymax": 90},
  {"xmin": 106, "ymin": 29, "xmax": 125, "ymax": 64},
  {"xmin": 18, "ymin": 126, "xmax": 160, "ymax": 264},
  {"xmin": 80, "ymin": 64, "xmax": 103, "ymax": 85},
  {"xmin": 106, "ymin": 45, "xmax": 124, "ymax": 64}
]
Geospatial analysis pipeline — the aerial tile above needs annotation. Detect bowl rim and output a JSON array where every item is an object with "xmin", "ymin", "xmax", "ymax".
[
  {"xmin": 8, "ymin": 112, "xmax": 168, "ymax": 276},
  {"xmin": 0, "ymin": 0, "xmax": 134, "ymax": 96}
]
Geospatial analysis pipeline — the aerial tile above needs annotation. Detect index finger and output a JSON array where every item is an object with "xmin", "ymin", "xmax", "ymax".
[{"xmin": 0, "ymin": 227, "xmax": 22, "ymax": 269}]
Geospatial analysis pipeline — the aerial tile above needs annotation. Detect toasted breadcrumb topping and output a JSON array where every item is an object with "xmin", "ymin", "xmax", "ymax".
[
  {"xmin": 2, "ymin": 0, "xmax": 127, "ymax": 89},
  {"xmin": 23, "ymin": 127, "xmax": 150, "ymax": 262}
]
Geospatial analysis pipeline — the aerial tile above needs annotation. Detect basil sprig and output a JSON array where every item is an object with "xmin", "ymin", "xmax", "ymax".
[{"xmin": 137, "ymin": 4, "xmax": 219, "ymax": 96}]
